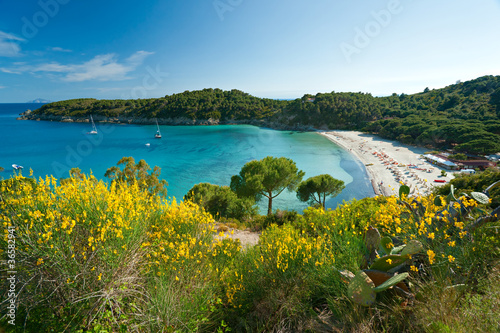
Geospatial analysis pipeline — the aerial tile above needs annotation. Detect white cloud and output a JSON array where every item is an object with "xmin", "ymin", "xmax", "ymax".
[
  {"xmin": 126, "ymin": 51, "xmax": 154, "ymax": 66},
  {"xmin": 0, "ymin": 31, "xmax": 25, "ymax": 57},
  {"xmin": 0, "ymin": 67, "xmax": 22, "ymax": 74},
  {"xmin": 1, "ymin": 51, "xmax": 154, "ymax": 82},
  {"xmin": 51, "ymin": 47, "xmax": 72, "ymax": 53},
  {"xmin": 0, "ymin": 86, "xmax": 6, "ymax": 89}
]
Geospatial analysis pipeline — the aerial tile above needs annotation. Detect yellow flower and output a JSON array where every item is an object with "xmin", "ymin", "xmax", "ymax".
[
  {"xmin": 448, "ymin": 255, "xmax": 455, "ymax": 263},
  {"xmin": 427, "ymin": 249, "xmax": 436, "ymax": 265},
  {"xmin": 428, "ymin": 232, "xmax": 435, "ymax": 240},
  {"xmin": 386, "ymin": 258, "xmax": 393, "ymax": 265},
  {"xmin": 175, "ymin": 276, "xmax": 179, "ymax": 281},
  {"xmin": 97, "ymin": 273, "xmax": 102, "ymax": 281},
  {"xmin": 448, "ymin": 241, "xmax": 455, "ymax": 247},
  {"xmin": 410, "ymin": 265, "xmax": 418, "ymax": 272},
  {"xmin": 36, "ymin": 258, "xmax": 44, "ymax": 265}
]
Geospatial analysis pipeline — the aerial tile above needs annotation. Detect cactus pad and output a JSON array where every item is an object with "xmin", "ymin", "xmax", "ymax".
[
  {"xmin": 369, "ymin": 254, "xmax": 408, "ymax": 271},
  {"xmin": 347, "ymin": 271, "xmax": 376, "ymax": 307},
  {"xmin": 401, "ymin": 240, "xmax": 423, "ymax": 256},
  {"xmin": 372, "ymin": 272, "xmax": 410, "ymax": 292},
  {"xmin": 471, "ymin": 192, "xmax": 489, "ymax": 205}
]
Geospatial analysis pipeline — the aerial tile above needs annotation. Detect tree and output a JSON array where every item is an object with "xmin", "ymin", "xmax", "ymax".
[
  {"xmin": 296, "ymin": 174, "xmax": 345, "ymax": 209},
  {"xmin": 104, "ymin": 157, "xmax": 168, "ymax": 196},
  {"xmin": 184, "ymin": 183, "xmax": 256, "ymax": 220},
  {"xmin": 455, "ymin": 139, "xmax": 500, "ymax": 155},
  {"xmin": 60, "ymin": 167, "xmax": 88, "ymax": 185},
  {"xmin": 230, "ymin": 156, "xmax": 305, "ymax": 215}
]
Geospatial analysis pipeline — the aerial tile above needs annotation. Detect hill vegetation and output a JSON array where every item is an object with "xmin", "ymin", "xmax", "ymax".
[
  {"xmin": 1, "ymin": 160, "xmax": 499, "ymax": 332},
  {"xmin": 26, "ymin": 75, "xmax": 500, "ymax": 154},
  {"xmin": 32, "ymin": 89, "xmax": 287, "ymax": 121}
]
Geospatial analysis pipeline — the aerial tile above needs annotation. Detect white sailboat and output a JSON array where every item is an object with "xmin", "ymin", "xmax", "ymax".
[
  {"xmin": 155, "ymin": 118, "xmax": 161, "ymax": 139},
  {"xmin": 88, "ymin": 115, "xmax": 98, "ymax": 135}
]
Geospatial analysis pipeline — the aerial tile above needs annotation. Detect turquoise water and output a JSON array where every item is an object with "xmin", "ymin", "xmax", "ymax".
[{"xmin": 0, "ymin": 103, "xmax": 374, "ymax": 212}]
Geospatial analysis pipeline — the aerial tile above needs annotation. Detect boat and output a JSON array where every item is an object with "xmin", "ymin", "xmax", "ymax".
[
  {"xmin": 154, "ymin": 119, "xmax": 161, "ymax": 139},
  {"xmin": 12, "ymin": 164, "xmax": 23, "ymax": 170},
  {"xmin": 434, "ymin": 179, "xmax": 446, "ymax": 183},
  {"xmin": 88, "ymin": 115, "xmax": 98, "ymax": 135}
]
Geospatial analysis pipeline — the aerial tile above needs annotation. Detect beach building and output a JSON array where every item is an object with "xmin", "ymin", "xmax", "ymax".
[
  {"xmin": 423, "ymin": 154, "xmax": 458, "ymax": 170},
  {"xmin": 454, "ymin": 159, "xmax": 496, "ymax": 170},
  {"xmin": 423, "ymin": 154, "xmax": 496, "ymax": 171}
]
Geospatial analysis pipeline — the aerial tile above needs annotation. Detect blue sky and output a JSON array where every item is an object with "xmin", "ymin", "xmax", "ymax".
[{"xmin": 0, "ymin": 0, "xmax": 499, "ymax": 102}]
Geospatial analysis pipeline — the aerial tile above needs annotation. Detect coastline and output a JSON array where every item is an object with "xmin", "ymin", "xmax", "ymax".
[
  {"xmin": 318, "ymin": 130, "xmax": 454, "ymax": 197},
  {"xmin": 16, "ymin": 112, "xmax": 316, "ymax": 131},
  {"xmin": 15, "ymin": 111, "xmax": 454, "ymax": 197}
]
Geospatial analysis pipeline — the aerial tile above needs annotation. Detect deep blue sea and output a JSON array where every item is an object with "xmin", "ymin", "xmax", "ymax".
[{"xmin": 0, "ymin": 103, "xmax": 374, "ymax": 212}]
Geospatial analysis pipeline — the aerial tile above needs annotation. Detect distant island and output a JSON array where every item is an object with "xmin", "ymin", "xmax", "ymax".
[
  {"xmin": 18, "ymin": 75, "xmax": 500, "ymax": 154},
  {"xmin": 27, "ymin": 98, "xmax": 52, "ymax": 104}
]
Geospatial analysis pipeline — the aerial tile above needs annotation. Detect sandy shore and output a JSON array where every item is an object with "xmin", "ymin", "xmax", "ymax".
[{"xmin": 319, "ymin": 131, "xmax": 454, "ymax": 197}]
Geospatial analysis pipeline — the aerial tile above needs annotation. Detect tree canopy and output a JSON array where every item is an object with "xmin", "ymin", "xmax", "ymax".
[
  {"xmin": 296, "ymin": 174, "xmax": 345, "ymax": 208},
  {"xmin": 184, "ymin": 183, "xmax": 256, "ymax": 220},
  {"xmin": 230, "ymin": 156, "xmax": 305, "ymax": 215},
  {"xmin": 104, "ymin": 157, "xmax": 168, "ymax": 196}
]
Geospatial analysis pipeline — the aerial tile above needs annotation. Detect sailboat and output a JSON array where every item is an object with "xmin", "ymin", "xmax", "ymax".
[
  {"xmin": 88, "ymin": 115, "xmax": 98, "ymax": 135},
  {"xmin": 154, "ymin": 118, "xmax": 161, "ymax": 139}
]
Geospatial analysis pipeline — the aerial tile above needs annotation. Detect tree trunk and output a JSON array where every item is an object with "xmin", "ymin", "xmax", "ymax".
[{"xmin": 267, "ymin": 192, "xmax": 273, "ymax": 215}]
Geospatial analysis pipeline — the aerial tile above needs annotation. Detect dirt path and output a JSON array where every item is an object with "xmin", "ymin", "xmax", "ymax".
[{"xmin": 215, "ymin": 225, "xmax": 260, "ymax": 248}]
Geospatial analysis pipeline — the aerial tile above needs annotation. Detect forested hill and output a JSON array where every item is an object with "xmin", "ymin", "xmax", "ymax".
[
  {"xmin": 28, "ymin": 89, "xmax": 288, "ymax": 123},
  {"xmin": 24, "ymin": 75, "xmax": 500, "ymax": 154},
  {"xmin": 363, "ymin": 75, "xmax": 500, "ymax": 154}
]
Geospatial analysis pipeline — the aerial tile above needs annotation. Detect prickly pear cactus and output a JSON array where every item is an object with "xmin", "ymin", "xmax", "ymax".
[
  {"xmin": 365, "ymin": 226, "xmax": 381, "ymax": 263},
  {"xmin": 399, "ymin": 185, "xmax": 410, "ymax": 199},
  {"xmin": 446, "ymin": 185, "xmax": 456, "ymax": 204},
  {"xmin": 347, "ymin": 271, "xmax": 376, "ymax": 307},
  {"xmin": 369, "ymin": 254, "xmax": 408, "ymax": 271},
  {"xmin": 471, "ymin": 192, "xmax": 489, "ymax": 205},
  {"xmin": 434, "ymin": 195, "xmax": 444, "ymax": 207},
  {"xmin": 400, "ymin": 240, "xmax": 423, "ymax": 256},
  {"xmin": 372, "ymin": 272, "xmax": 409, "ymax": 292},
  {"xmin": 380, "ymin": 236, "xmax": 394, "ymax": 254}
]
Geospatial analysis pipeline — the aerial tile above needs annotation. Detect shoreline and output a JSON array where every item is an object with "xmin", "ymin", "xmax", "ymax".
[
  {"xmin": 16, "ymin": 113, "xmax": 316, "ymax": 131},
  {"xmin": 15, "ymin": 112, "xmax": 454, "ymax": 197},
  {"xmin": 318, "ymin": 130, "xmax": 454, "ymax": 197}
]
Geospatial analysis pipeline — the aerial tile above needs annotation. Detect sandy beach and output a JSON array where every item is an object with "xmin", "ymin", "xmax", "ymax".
[{"xmin": 319, "ymin": 131, "xmax": 454, "ymax": 197}]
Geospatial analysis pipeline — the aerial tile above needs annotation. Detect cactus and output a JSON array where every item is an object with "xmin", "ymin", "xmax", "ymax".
[
  {"xmin": 347, "ymin": 270, "xmax": 410, "ymax": 307},
  {"xmin": 372, "ymin": 272, "xmax": 410, "ymax": 292},
  {"xmin": 399, "ymin": 184, "xmax": 410, "ymax": 199},
  {"xmin": 370, "ymin": 254, "xmax": 408, "ymax": 271},
  {"xmin": 471, "ymin": 192, "xmax": 489, "ymax": 205},
  {"xmin": 364, "ymin": 225, "xmax": 423, "ymax": 271},
  {"xmin": 347, "ymin": 271, "xmax": 376, "ymax": 306},
  {"xmin": 380, "ymin": 236, "xmax": 394, "ymax": 254},
  {"xmin": 434, "ymin": 195, "xmax": 444, "ymax": 207},
  {"xmin": 400, "ymin": 240, "xmax": 424, "ymax": 256}
]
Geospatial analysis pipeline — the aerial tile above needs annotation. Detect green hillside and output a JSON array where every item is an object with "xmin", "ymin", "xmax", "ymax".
[
  {"xmin": 29, "ymin": 75, "xmax": 500, "ymax": 154},
  {"xmin": 32, "ymin": 88, "xmax": 288, "ymax": 121}
]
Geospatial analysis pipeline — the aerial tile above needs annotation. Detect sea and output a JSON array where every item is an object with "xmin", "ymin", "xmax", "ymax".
[{"xmin": 0, "ymin": 103, "xmax": 375, "ymax": 213}]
